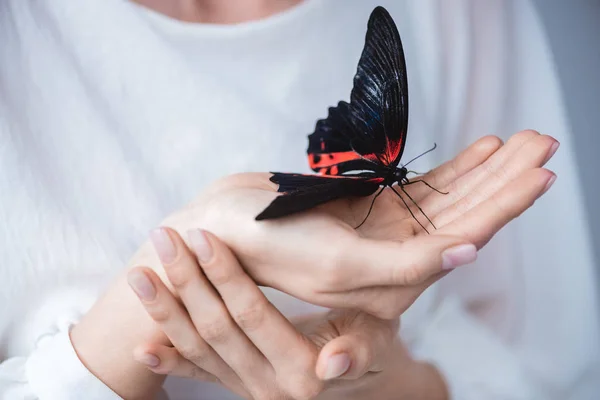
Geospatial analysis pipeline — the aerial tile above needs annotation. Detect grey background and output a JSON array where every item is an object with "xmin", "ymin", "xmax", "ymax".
[{"xmin": 534, "ymin": 0, "xmax": 600, "ymax": 272}]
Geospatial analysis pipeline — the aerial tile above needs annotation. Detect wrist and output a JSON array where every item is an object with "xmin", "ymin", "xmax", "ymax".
[{"xmin": 71, "ymin": 272, "xmax": 167, "ymax": 399}]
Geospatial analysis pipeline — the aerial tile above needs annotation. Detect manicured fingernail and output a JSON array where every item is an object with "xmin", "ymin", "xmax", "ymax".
[
  {"xmin": 324, "ymin": 353, "xmax": 351, "ymax": 380},
  {"xmin": 127, "ymin": 270, "xmax": 156, "ymax": 301},
  {"xmin": 545, "ymin": 140, "xmax": 560, "ymax": 163},
  {"xmin": 188, "ymin": 229, "xmax": 213, "ymax": 263},
  {"xmin": 150, "ymin": 228, "xmax": 177, "ymax": 264},
  {"xmin": 442, "ymin": 244, "xmax": 477, "ymax": 270},
  {"xmin": 137, "ymin": 353, "xmax": 160, "ymax": 368},
  {"xmin": 540, "ymin": 174, "xmax": 557, "ymax": 195}
]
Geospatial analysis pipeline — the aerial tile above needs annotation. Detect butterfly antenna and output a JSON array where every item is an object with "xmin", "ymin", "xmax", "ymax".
[
  {"xmin": 390, "ymin": 186, "xmax": 430, "ymax": 234},
  {"xmin": 355, "ymin": 187, "xmax": 385, "ymax": 229},
  {"xmin": 402, "ymin": 143, "xmax": 438, "ymax": 168}
]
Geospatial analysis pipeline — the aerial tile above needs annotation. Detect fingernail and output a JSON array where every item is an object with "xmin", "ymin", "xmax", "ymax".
[
  {"xmin": 150, "ymin": 228, "xmax": 177, "ymax": 264},
  {"xmin": 442, "ymin": 244, "xmax": 477, "ymax": 270},
  {"xmin": 188, "ymin": 229, "xmax": 213, "ymax": 263},
  {"xmin": 136, "ymin": 353, "xmax": 160, "ymax": 368},
  {"xmin": 127, "ymin": 270, "xmax": 156, "ymax": 301},
  {"xmin": 540, "ymin": 174, "xmax": 557, "ymax": 196},
  {"xmin": 545, "ymin": 140, "xmax": 560, "ymax": 163},
  {"xmin": 324, "ymin": 353, "xmax": 351, "ymax": 380}
]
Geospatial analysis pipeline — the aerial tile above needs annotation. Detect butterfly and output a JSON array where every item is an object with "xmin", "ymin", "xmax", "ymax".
[{"xmin": 256, "ymin": 6, "xmax": 446, "ymax": 232}]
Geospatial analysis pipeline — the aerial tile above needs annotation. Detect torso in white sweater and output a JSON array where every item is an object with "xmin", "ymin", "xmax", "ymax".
[{"xmin": 0, "ymin": 1, "xmax": 598, "ymax": 399}]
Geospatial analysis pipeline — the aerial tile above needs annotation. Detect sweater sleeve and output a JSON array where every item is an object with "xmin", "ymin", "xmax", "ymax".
[{"xmin": 0, "ymin": 318, "xmax": 122, "ymax": 400}]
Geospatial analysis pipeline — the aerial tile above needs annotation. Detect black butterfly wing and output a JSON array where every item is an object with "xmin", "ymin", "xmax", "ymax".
[
  {"xmin": 255, "ymin": 173, "xmax": 383, "ymax": 220},
  {"xmin": 307, "ymin": 6, "xmax": 409, "ymax": 174}
]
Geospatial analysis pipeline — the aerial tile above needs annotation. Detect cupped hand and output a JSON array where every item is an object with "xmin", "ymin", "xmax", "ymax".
[
  {"xmin": 145, "ymin": 130, "xmax": 557, "ymax": 318},
  {"xmin": 130, "ymin": 229, "xmax": 444, "ymax": 400}
]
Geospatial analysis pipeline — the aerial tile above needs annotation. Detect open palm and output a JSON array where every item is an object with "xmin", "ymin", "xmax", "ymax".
[{"xmin": 158, "ymin": 130, "xmax": 557, "ymax": 319}]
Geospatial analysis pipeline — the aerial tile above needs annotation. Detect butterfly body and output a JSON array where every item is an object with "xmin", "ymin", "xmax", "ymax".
[
  {"xmin": 384, "ymin": 166, "xmax": 409, "ymax": 187},
  {"xmin": 255, "ymin": 6, "xmax": 444, "ymax": 231}
]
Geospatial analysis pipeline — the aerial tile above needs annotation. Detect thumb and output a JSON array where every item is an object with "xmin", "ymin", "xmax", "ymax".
[
  {"xmin": 344, "ymin": 234, "xmax": 477, "ymax": 288},
  {"xmin": 315, "ymin": 312, "xmax": 399, "ymax": 381}
]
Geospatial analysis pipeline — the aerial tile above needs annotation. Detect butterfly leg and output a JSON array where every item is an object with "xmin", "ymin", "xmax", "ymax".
[
  {"xmin": 355, "ymin": 186, "xmax": 385, "ymax": 229},
  {"xmin": 403, "ymin": 179, "xmax": 449, "ymax": 195},
  {"xmin": 397, "ymin": 185, "xmax": 437, "ymax": 230},
  {"xmin": 390, "ymin": 186, "xmax": 431, "ymax": 234}
]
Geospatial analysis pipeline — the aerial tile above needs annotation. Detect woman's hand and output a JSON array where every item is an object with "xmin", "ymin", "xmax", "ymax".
[
  {"xmin": 70, "ymin": 130, "xmax": 556, "ymax": 398},
  {"xmin": 142, "ymin": 130, "xmax": 557, "ymax": 319},
  {"xmin": 130, "ymin": 229, "xmax": 447, "ymax": 399}
]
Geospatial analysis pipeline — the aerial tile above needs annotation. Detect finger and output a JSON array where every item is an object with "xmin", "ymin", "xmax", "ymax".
[
  {"xmin": 191, "ymin": 229, "xmax": 324, "ymax": 399},
  {"xmin": 151, "ymin": 228, "xmax": 273, "ymax": 392},
  {"xmin": 422, "ymin": 130, "xmax": 557, "ymax": 219},
  {"xmin": 133, "ymin": 344, "xmax": 216, "ymax": 380},
  {"xmin": 315, "ymin": 312, "xmax": 399, "ymax": 381},
  {"xmin": 331, "ymin": 234, "xmax": 476, "ymax": 291},
  {"xmin": 404, "ymin": 135, "xmax": 503, "ymax": 202},
  {"xmin": 127, "ymin": 266, "xmax": 239, "ymax": 385},
  {"xmin": 431, "ymin": 134, "xmax": 557, "ymax": 226},
  {"xmin": 438, "ymin": 168, "xmax": 556, "ymax": 248},
  {"xmin": 133, "ymin": 344, "xmax": 251, "ymax": 399}
]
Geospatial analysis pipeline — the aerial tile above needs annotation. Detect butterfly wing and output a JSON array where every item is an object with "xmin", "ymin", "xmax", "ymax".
[
  {"xmin": 307, "ymin": 6, "xmax": 408, "ymax": 174},
  {"xmin": 255, "ymin": 173, "xmax": 383, "ymax": 220}
]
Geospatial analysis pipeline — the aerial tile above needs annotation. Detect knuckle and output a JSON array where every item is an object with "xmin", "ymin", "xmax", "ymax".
[
  {"xmin": 280, "ymin": 375, "xmax": 323, "ymax": 400},
  {"xmin": 519, "ymin": 129, "xmax": 540, "ymax": 137},
  {"xmin": 232, "ymin": 297, "xmax": 268, "ymax": 332},
  {"xmin": 188, "ymin": 366, "xmax": 215, "ymax": 382},
  {"xmin": 197, "ymin": 315, "xmax": 232, "ymax": 344},
  {"xmin": 178, "ymin": 344, "xmax": 209, "ymax": 365},
  {"xmin": 512, "ymin": 129, "xmax": 539, "ymax": 145},
  {"xmin": 166, "ymin": 263, "xmax": 192, "ymax": 289},
  {"xmin": 146, "ymin": 305, "xmax": 170, "ymax": 323},
  {"xmin": 202, "ymin": 260, "xmax": 234, "ymax": 287},
  {"xmin": 277, "ymin": 353, "xmax": 322, "ymax": 399},
  {"xmin": 479, "ymin": 135, "xmax": 503, "ymax": 150},
  {"xmin": 395, "ymin": 261, "xmax": 424, "ymax": 286}
]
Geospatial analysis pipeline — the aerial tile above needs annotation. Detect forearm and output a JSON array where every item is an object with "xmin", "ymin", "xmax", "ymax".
[{"xmin": 71, "ymin": 271, "xmax": 168, "ymax": 399}]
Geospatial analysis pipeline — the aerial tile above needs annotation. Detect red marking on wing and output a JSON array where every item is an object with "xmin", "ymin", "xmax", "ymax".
[
  {"xmin": 309, "ymin": 151, "xmax": 360, "ymax": 170},
  {"xmin": 381, "ymin": 137, "xmax": 402, "ymax": 166},
  {"xmin": 308, "ymin": 151, "xmax": 381, "ymax": 174}
]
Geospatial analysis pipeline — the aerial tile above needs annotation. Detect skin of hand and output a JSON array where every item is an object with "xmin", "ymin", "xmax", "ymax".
[
  {"xmin": 158, "ymin": 130, "xmax": 559, "ymax": 319},
  {"xmin": 70, "ymin": 130, "xmax": 558, "ymax": 399},
  {"xmin": 129, "ymin": 228, "xmax": 448, "ymax": 400}
]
